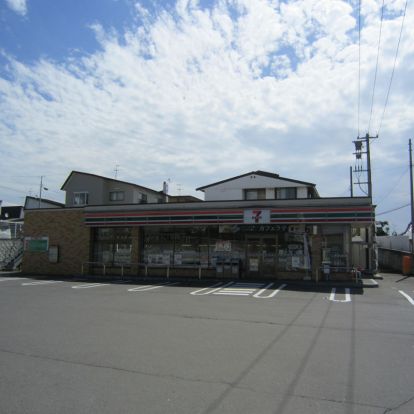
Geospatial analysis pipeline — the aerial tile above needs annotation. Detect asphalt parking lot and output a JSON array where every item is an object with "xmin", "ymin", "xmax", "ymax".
[{"xmin": 0, "ymin": 273, "xmax": 413, "ymax": 414}]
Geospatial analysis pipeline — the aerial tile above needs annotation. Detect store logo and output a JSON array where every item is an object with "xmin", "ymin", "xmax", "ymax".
[
  {"xmin": 243, "ymin": 209, "xmax": 270, "ymax": 224},
  {"xmin": 252, "ymin": 210, "xmax": 262, "ymax": 223}
]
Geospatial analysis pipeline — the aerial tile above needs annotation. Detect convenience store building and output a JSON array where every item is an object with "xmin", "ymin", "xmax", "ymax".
[{"xmin": 22, "ymin": 171, "xmax": 375, "ymax": 281}]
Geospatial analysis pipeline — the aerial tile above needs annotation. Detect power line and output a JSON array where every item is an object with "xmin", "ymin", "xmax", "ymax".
[
  {"xmin": 400, "ymin": 222, "xmax": 411, "ymax": 235},
  {"xmin": 367, "ymin": 0, "xmax": 385, "ymax": 134},
  {"xmin": 357, "ymin": 0, "xmax": 361, "ymax": 137},
  {"xmin": 375, "ymin": 166, "xmax": 409, "ymax": 205},
  {"xmin": 376, "ymin": 0, "xmax": 408, "ymax": 135},
  {"xmin": 0, "ymin": 184, "xmax": 28, "ymax": 194},
  {"xmin": 376, "ymin": 203, "xmax": 410, "ymax": 216}
]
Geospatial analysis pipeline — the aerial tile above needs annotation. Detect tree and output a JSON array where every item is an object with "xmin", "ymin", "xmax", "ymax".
[{"xmin": 375, "ymin": 221, "xmax": 390, "ymax": 236}]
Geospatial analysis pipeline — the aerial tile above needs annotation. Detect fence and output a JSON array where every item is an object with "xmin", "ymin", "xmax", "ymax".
[
  {"xmin": 377, "ymin": 236, "xmax": 410, "ymax": 252},
  {"xmin": 0, "ymin": 239, "xmax": 24, "ymax": 270},
  {"xmin": 378, "ymin": 248, "xmax": 413, "ymax": 274}
]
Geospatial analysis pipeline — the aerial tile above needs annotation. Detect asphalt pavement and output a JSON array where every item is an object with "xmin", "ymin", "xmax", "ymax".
[{"xmin": 0, "ymin": 273, "xmax": 413, "ymax": 414}]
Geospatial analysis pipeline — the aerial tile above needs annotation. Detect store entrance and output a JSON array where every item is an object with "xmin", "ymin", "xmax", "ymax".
[{"xmin": 246, "ymin": 236, "xmax": 278, "ymax": 278}]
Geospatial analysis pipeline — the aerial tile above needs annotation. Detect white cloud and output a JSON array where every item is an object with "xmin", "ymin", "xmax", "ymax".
[
  {"xmin": 0, "ymin": 0, "xmax": 414, "ymax": 230},
  {"xmin": 5, "ymin": 0, "xmax": 27, "ymax": 16}
]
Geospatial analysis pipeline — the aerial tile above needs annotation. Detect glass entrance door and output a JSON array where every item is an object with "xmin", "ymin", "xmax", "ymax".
[
  {"xmin": 246, "ymin": 236, "xmax": 278, "ymax": 278},
  {"xmin": 261, "ymin": 237, "xmax": 277, "ymax": 277},
  {"xmin": 246, "ymin": 238, "xmax": 261, "ymax": 277}
]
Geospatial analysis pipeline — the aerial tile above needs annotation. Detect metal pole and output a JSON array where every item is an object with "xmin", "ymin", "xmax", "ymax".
[
  {"xmin": 366, "ymin": 133, "xmax": 372, "ymax": 198},
  {"xmin": 409, "ymin": 139, "xmax": 414, "ymax": 254},
  {"xmin": 39, "ymin": 176, "xmax": 43, "ymax": 208},
  {"xmin": 350, "ymin": 166, "xmax": 353, "ymax": 197}
]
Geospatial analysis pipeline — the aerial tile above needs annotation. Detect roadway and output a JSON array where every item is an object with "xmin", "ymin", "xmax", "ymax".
[{"xmin": 0, "ymin": 273, "xmax": 413, "ymax": 414}]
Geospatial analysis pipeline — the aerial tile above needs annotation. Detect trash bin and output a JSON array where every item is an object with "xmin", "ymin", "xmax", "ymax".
[{"xmin": 402, "ymin": 255, "xmax": 412, "ymax": 275}]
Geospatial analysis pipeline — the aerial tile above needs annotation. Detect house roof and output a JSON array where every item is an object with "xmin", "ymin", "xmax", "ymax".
[
  {"xmin": 61, "ymin": 171, "xmax": 162, "ymax": 194},
  {"xmin": 196, "ymin": 170, "xmax": 317, "ymax": 191},
  {"xmin": 24, "ymin": 196, "xmax": 65, "ymax": 209}
]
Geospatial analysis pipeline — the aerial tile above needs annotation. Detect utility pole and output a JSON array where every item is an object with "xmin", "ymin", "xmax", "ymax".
[
  {"xmin": 350, "ymin": 166, "xmax": 353, "ymax": 197},
  {"xmin": 353, "ymin": 133, "xmax": 377, "ymax": 198},
  {"xmin": 409, "ymin": 139, "xmax": 414, "ymax": 253},
  {"xmin": 38, "ymin": 176, "xmax": 48, "ymax": 208},
  {"xmin": 353, "ymin": 133, "xmax": 378, "ymax": 275}
]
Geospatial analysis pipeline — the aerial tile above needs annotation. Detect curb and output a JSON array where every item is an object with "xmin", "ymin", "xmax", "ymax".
[{"xmin": 362, "ymin": 278, "xmax": 379, "ymax": 288}]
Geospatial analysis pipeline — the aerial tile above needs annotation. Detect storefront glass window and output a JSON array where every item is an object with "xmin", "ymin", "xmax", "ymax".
[
  {"xmin": 142, "ymin": 226, "xmax": 245, "ymax": 267},
  {"xmin": 321, "ymin": 225, "xmax": 347, "ymax": 267},
  {"xmin": 143, "ymin": 228, "xmax": 174, "ymax": 265},
  {"xmin": 93, "ymin": 227, "xmax": 132, "ymax": 265},
  {"xmin": 277, "ymin": 232, "xmax": 306, "ymax": 271}
]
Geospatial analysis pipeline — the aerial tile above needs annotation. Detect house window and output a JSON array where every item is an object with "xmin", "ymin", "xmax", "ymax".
[
  {"xmin": 73, "ymin": 192, "xmax": 89, "ymax": 206},
  {"xmin": 109, "ymin": 191, "xmax": 125, "ymax": 201},
  {"xmin": 244, "ymin": 189, "xmax": 266, "ymax": 200},
  {"xmin": 140, "ymin": 193, "xmax": 148, "ymax": 204},
  {"xmin": 276, "ymin": 187, "xmax": 297, "ymax": 199}
]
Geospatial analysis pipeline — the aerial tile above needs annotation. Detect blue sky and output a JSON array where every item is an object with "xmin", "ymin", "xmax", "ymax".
[{"xmin": 0, "ymin": 0, "xmax": 413, "ymax": 233}]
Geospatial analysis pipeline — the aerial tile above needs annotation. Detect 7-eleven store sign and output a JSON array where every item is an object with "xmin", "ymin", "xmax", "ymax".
[{"xmin": 243, "ymin": 209, "xmax": 271, "ymax": 224}]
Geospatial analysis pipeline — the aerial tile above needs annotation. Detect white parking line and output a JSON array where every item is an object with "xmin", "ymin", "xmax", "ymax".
[
  {"xmin": 0, "ymin": 277, "xmax": 27, "ymax": 282},
  {"xmin": 191, "ymin": 281, "xmax": 287, "ymax": 298},
  {"xmin": 190, "ymin": 281, "xmax": 234, "ymax": 296},
  {"xmin": 72, "ymin": 283, "xmax": 110, "ymax": 289},
  {"xmin": 212, "ymin": 282, "xmax": 263, "ymax": 296},
  {"xmin": 213, "ymin": 288, "xmax": 253, "ymax": 296},
  {"xmin": 128, "ymin": 282, "xmax": 179, "ymax": 292},
  {"xmin": 329, "ymin": 288, "xmax": 351, "ymax": 303},
  {"xmin": 398, "ymin": 290, "xmax": 414, "ymax": 306},
  {"xmin": 253, "ymin": 283, "xmax": 287, "ymax": 298},
  {"xmin": 21, "ymin": 280, "xmax": 63, "ymax": 286}
]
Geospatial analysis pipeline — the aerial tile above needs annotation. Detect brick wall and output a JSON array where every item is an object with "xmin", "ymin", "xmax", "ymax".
[{"xmin": 23, "ymin": 209, "xmax": 90, "ymax": 276}]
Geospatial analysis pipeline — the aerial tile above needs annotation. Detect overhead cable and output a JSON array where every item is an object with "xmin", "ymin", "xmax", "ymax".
[
  {"xmin": 376, "ymin": 203, "xmax": 410, "ymax": 216},
  {"xmin": 376, "ymin": 0, "xmax": 408, "ymax": 135},
  {"xmin": 367, "ymin": 0, "xmax": 385, "ymax": 134},
  {"xmin": 357, "ymin": 0, "xmax": 361, "ymax": 137},
  {"xmin": 400, "ymin": 221, "xmax": 411, "ymax": 235},
  {"xmin": 375, "ymin": 166, "xmax": 409, "ymax": 204}
]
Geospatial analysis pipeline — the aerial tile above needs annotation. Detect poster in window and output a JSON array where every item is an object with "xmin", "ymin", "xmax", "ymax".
[{"xmin": 215, "ymin": 240, "xmax": 231, "ymax": 252}]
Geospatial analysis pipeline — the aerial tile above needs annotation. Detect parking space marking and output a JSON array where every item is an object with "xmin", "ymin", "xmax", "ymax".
[
  {"xmin": 212, "ymin": 282, "xmax": 266, "ymax": 296},
  {"xmin": 329, "ymin": 288, "xmax": 351, "ymax": 303},
  {"xmin": 253, "ymin": 283, "xmax": 287, "ymax": 298},
  {"xmin": 72, "ymin": 283, "xmax": 110, "ymax": 289},
  {"xmin": 398, "ymin": 290, "xmax": 414, "ymax": 306},
  {"xmin": 0, "ymin": 277, "xmax": 27, "ymax": 282},
  {"xmin": 21, "ymin": 280, "xmax": 63, "ymax": 286},
  {"xmin": 191, "ymin": 281, "xmax": 286, "ymax": 298},
  {"xmin": 190, "ymin": 281, "xmax": 234, "ymax": 296},
  {"xmin": 213, "ymin": 289, "xmax": 253, "ymax": 296},
  {"xmin": 128, "ymin": 282, "xmax": 179, "ymax": 292}
]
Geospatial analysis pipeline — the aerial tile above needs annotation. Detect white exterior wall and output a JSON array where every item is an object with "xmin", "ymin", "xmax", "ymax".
[
  {"xmin": 297, "ymin": 187, "xmax": 308, "ymax": 198},
  {"xmin": 202, "ymin": 174, "xmax": 309, "ymax": 201}
]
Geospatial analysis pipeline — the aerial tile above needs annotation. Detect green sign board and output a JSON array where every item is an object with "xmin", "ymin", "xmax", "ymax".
[{"xmin": 25, "ymin": 238, "xmax": 49, "ymax": 252}]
